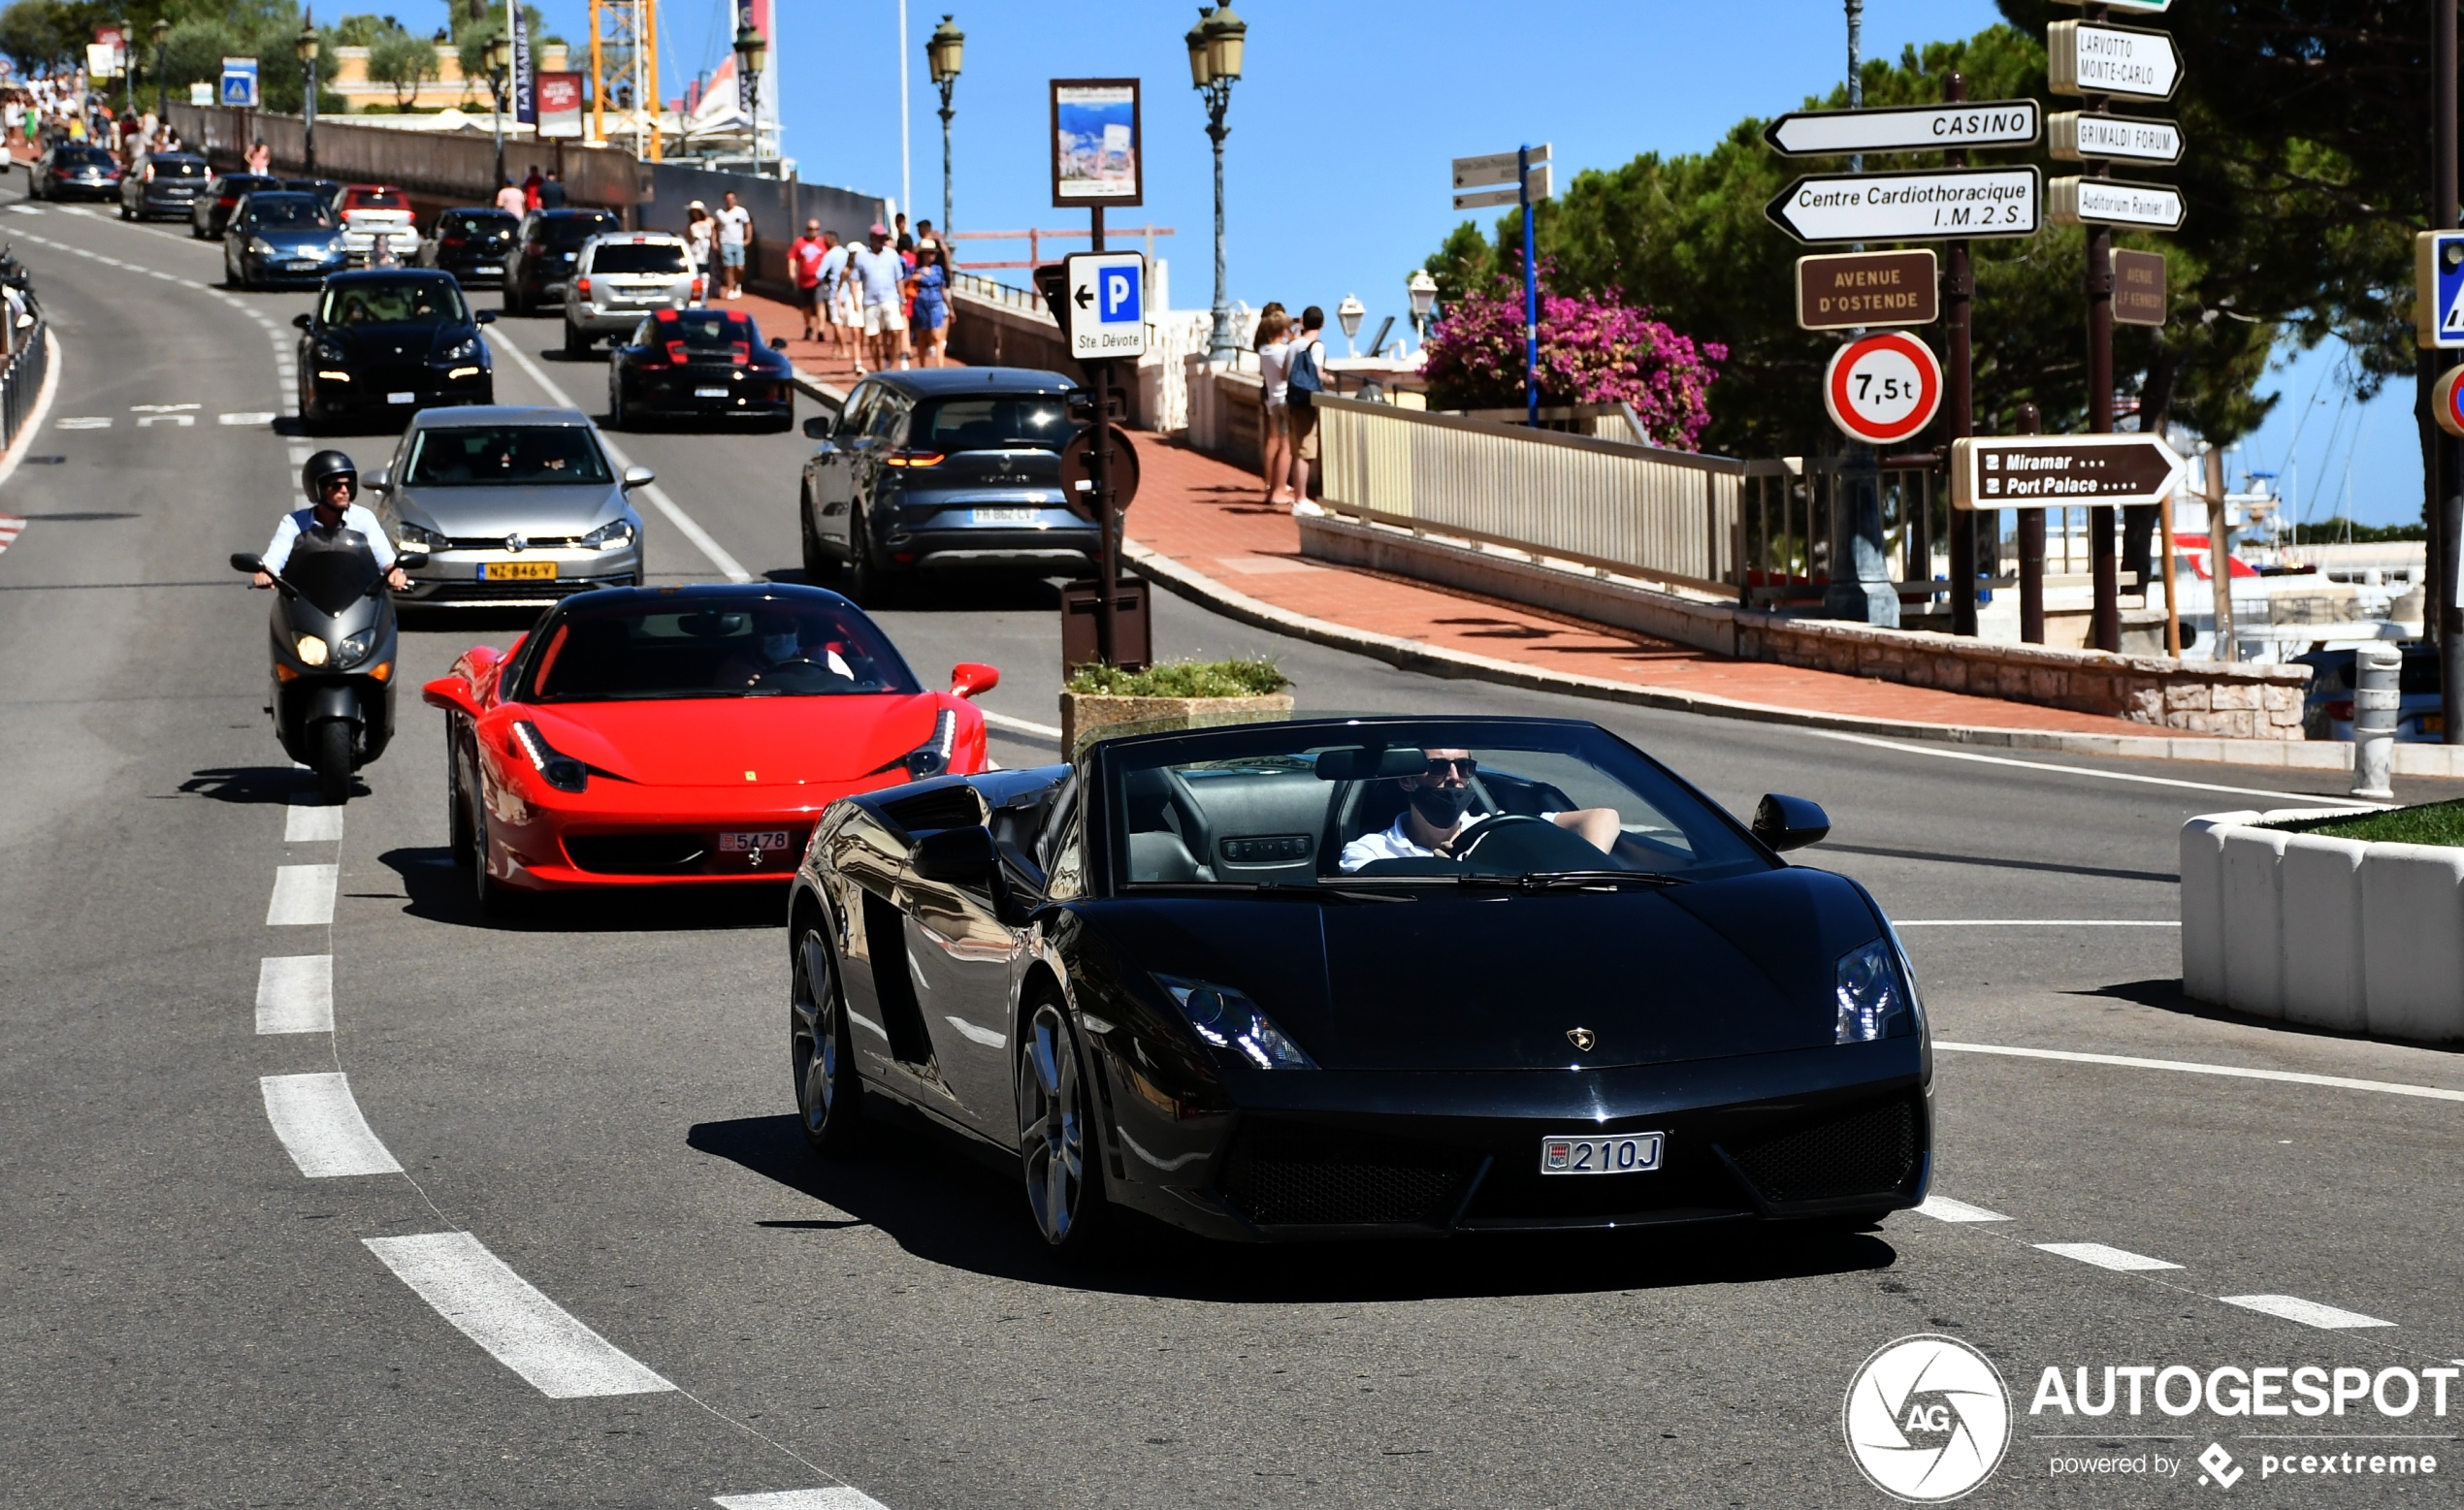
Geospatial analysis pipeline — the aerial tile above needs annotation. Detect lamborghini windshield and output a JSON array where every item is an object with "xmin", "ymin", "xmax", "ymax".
[
  {"xmin": 1101, "ymin": 719, "xmax": 1768, "ymax": 889},
  {"xmin": 516, "ymin": 596, "xmax": 922, "ymax": 702}
]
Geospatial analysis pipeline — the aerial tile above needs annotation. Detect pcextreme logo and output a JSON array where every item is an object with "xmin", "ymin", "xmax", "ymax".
[{"xmin": 1844, "ymin": 1334, "xmax": 2014, "ymax": 1502}]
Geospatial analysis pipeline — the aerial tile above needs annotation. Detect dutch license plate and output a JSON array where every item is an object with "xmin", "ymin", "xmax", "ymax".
[
  {"xmin": 694, "ymin": 386, "xmax": 729, "ymax": 399},
  {"xmin": 720, "ymin": 830, "xmax": 793, "ymax": 853},
  {"xmin": 285, "ymin": 260, "xmax": 317, "ymax": 271},
  {"xmin": 387, "ymin": 391, "xmax": 416, "ymax": 404},
  {"xmin": 479, "ymin": 560, "xmax": 558, "ymax": 582},
  {"xmin": 972, "ymin": 507, "xmax": 1038, "ymax": 524},
  {"xmin": 1540, "ymin": 1131, "xmax": 1665, "ymax": 1176}
]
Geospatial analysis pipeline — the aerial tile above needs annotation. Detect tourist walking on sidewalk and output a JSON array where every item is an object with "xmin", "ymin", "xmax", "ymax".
[
  {"xmin": 495, "ymin": 176, "xmax": 526, "ymax": 217},
  {"xmin": 825, "ymin": 235, "xmax": 860, "ymax": 368},
  {"xmin": 684, "ymin": 202, "xmax": 715, "ymax": 281},
  {"xmin": 521, "ymin": 165, "xmax": 543, "ymax": 211},
  {"xmin": 850, "ymin": 224, "xmax": 909, "ymax": 372},
  {"xmin": 790, "ymin": 220, "xmax": 829, "ymax": 341},
  {"xmin": 1253, "ymin": 306, "xmax": 1294, "ymax": 504},
  {"xmin": 908, "ymin": 244, "xmax": 951, "ymax": 368},
  {"xmin": 539, "ymin": 169, "xmax": 567, "ymax": 209},
  {"xmin": 716, "ymin": 191, "xmax": 754, "ymax": 300},
  {"xmin": 246, "ymin": 138, "xmax": 272, "ymax": 176},
  {"xmin": 1283, "ymin": 305, "xmax": 1329, "ymax": 510}
]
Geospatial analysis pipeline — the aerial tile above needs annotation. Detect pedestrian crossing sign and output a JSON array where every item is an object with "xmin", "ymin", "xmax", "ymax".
[{"xmin": 2417, "ymin": 231, "xmax": 2464, "ymax": 349}]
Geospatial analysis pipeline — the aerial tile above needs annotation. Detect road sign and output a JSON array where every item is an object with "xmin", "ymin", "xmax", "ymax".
[
  {"xmin": 1061, "ymin": 251, "xmax": 1148, "ymax": 362},
  {"xmin": 2050, "ymin": 176, "xmax": 2186, "ymax": 231},
  {"xmin": 2417, "ymin": 232, "xmax": 2464, "ymax": 349},
  {"xmin": 1452, "ymin": 145, "xmax": 1550, "ymax": 191},
  {"xmin": 1059, "ymin": 424, "xmax": 1141, "ymax": 519},
  {"xmin": 1824, "ymin": 333, "xmax": 1943, "ymax": 446},
  {"xmin": 1797, "ymin": 250, "xmax": 1938, "ymax": 330},
  {"xmin": 1951, "ymin": 434, "xmax": 2186, "ymax": 510},
  {"xmin": 2113, "ymin": 248, "xmax": 2169, "ymax": 326},
  {"xmin": 219, "ymin": 56, "xmax": 260, "ymax": 109},
  {"xmin": 1765, "ymin": 166, "xmax": 2041, "ymax": 244},
  {"xmin": 1763, "ymin": 100, "xmax": 2040, "ymax": 157},
  {"xmin": 2435, "ymin": 369, "xmax": 2464, "ymax": 438},
  {"xmin": 1454, "ymin": 163, "xmax": 1551, "ymax": 211},
  {"xmin": 2048, "ymin": 21, "xmax": 2183, "ymax": 101},
  {"xmin": 2050, "ymin": 112, "xmax": 2183, "ymax": 164}
]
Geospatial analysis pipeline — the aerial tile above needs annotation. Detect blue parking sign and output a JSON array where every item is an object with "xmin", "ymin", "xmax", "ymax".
[
  {"xmin": 1100, "ymin": 266, "xmax": 1141, "ymax": 324},
  {"xmin": 1061, "ymin": 251, "xmax": 1149, "ymax": 361}
]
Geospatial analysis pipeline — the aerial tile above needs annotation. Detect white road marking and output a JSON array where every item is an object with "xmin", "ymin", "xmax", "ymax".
[
  {"xmin": 2035, "ymin": 1241, "xmax": 2185, "ymax": 1272},
  {"xmin": 1916, "ymin": 1195, "xmax": 2011, "ymax": 1223},
  {"xmin": 487, "ymin": 333, "xmax": 752, "ymax": 581},
  {"xmin": 284, "ymin": 802, "xmax": 344, "ymax": 842},
  {"xmin": 289, "ymin": 445, "xmax": 314, "ymax": 466},
  {"xmin": 255, "ymin": 954, "xmax": 334, "ymax": 1034},
  {"xmin": 1936, "ymin": 1042, "xmax": 2464, "ymax": 1105},
  {"xmin": 135, "ymin": 413, "xmax": 195, "ymax": 427},
  {"xmin": 1801, "ymin": 728, "xmax": 2393, "ymax": 808},
  {"xmin": 260, "ymin": 1073, "xmax": 403, "ymax": 1176},
  {"xmin": 2221, "ymin": 1294, "xmax": 2395, "ymax": 1331},
  {"xmin": 220, "ymin": 411, "xmax": 275, "ymax": 425},
  {"xmin": 266, "ymin": 863, "xmax": 338, "ymax": 925},
  {"xmin": 1896, "ymin": 919, "xmax": 2179, "ymax": 927},
  {"xmin": 360, "ymin": 1232, "xmax": 676, "ymax": 1398},
  {"xmin": 129, "ymin": 402, "xmax": 199, "ymax": 413},
  {"xmin": 848, "ymin": 1009, "xmax": 889, "ymax": 1040},
  {"xmin": 55, "ymin": 416, "xmax": 110, "ymax": 429},
  {"xmin": 714, "ymin": 1491, "xmax": 892, "ymax": 1510},
  {"xmin": 944, "ymin": 1015, "xmax": 1006, "ymax": 1048},
  {"xmin": 979, "ymin": 709, "xmax": 1063, "ymax": 740}
]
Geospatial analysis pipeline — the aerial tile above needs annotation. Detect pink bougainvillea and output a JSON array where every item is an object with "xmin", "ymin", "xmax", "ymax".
[{"xmin": 1423, "ymin": 265, "xmax": 1726, "ymax": 451}]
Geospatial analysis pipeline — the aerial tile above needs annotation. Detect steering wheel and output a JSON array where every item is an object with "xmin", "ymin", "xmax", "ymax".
[
  {"xmin": 749, "ymin": 656, "xmax": 836, "ymax": 686},
  {"xmin": 1444, "ymin": 814, "xmax": 1553, "ymax": 860}
]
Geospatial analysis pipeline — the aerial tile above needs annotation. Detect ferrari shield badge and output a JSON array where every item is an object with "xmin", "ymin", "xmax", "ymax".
[{"xmin": 1567, "ymin": 1027, "xmax": 1597, "ymax": 1052}]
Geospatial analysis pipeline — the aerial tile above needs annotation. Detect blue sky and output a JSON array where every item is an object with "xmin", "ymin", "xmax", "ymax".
[{"xmin": 517, "ymin": 0, "xmax": 2421, "ymax": 526}]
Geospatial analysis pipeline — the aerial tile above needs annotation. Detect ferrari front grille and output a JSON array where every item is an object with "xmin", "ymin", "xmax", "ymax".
[
  {"xmin": 1217, "ymin": 1128, "xmax": 1478, "ymax": 1227},
  {"xmin": 1724, "ymin": 1095, "xmax": 1919, "ymax": 1205},
  {"xmin": 565, "ymin": 833, "xmax": 708, "ymax": 874}
]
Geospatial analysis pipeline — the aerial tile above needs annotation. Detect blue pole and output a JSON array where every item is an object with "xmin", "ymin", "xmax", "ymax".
[{"xmin": 1519, "ymin": 143, "xmax": 1538, "ymax": 428}]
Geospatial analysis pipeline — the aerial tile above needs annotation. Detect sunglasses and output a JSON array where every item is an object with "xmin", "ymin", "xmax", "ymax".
[{"xmin": 1422, "ymin": 757, "xmax": 1477, "ymax": 778}]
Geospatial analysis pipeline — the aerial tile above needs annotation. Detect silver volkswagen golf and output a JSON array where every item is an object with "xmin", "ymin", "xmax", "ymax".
[{"xmin": 368, "ymin": 405, "xmax": 650, "ymax": 606}]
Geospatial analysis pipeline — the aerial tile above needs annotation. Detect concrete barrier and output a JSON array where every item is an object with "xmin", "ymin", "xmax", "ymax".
[{"xmin": 2180, "ymin": 810, "xmax": 2464, "ymax": 1044}]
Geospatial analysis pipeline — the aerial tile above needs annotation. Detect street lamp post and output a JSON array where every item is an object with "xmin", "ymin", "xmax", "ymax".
[
  {"xmin": 114, "ymin": 16, "xmax": 131, "ymax": 117},
  {"xmin": 296, "ymin": 18, "xmax": 319, "ymax": 176},
  {"xmin": 151, "ymin": 16, "xmax": 168, "ymax": 122},
  {"xmin": 926, "ymin": 15, "xmax": 963, "ymax": 239},
  {"xmin": 1406, "ymin": 270, "xmax": 1437, "ymax": 351},
  {"xmin": 1185, "ymin": 5, "xmax": 1245, "ymax": 363},
  {"xmin": 1336, "ymin": 293, "xmax": 1365, "ymax": 357},
  {"xmin": 486, "ymin": 32, "xmax": 511, "ymax": 189},
  {"xmin": 733, "ymin": 18, "xmax": 767, "ymax": 175}
]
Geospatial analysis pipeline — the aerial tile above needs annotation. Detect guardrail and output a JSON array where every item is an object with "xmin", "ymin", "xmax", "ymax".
[
  {"xmin": 2, "ymin": 318, "xmax": 48, "ymax": 451},
  {"xmin": 1313, "ymin": 394, "xmax": 1746, "ymax": 598}
]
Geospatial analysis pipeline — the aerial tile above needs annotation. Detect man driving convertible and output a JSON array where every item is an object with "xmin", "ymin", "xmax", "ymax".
[{"xmin": 1338, "ymin": 747, "xmax": 1621, "ymax": 871}]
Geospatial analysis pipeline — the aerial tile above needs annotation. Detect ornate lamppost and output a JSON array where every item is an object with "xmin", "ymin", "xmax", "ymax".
[
  {"xmin": 1184, "ymin": 5, "xmax": 1245, "ymax": 363},
  {"xmin": 151, "ymin": 16, "xmax": 169, "ymax": 122},
  {"xmin": 486, "ymin": 30, "xmax": 512, "ymax": 189},
  {"xmin": 733, "ymin": 17, "xmax": 766, "ymax": 175},
  {"xmin": 296, "ymin": 18, "xmax": 319, "ymax": 175},
  {"xmin": 926, "ymin": 15, "xmax": 963, "ymax": 238},
  {"xmin": 1407, "ymin": 269, "xmax": 1438, "ymax": 350}
]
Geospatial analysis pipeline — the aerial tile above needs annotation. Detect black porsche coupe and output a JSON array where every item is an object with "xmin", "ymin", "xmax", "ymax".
[{"xmin": 785, "ymin": 715, "xmax": 1932, "ymax": 1249}]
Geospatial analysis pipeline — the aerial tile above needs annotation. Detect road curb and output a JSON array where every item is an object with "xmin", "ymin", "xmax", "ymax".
[
  {"xmin": 1122, "ymin": 536, "xmax": 2441, "ymax": 774},
  {"xmin": 0, "ymin": 327, "xmax": 62, "ymax": 495}
]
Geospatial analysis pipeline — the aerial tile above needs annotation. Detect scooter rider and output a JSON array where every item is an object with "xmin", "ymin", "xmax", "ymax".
[{"xmin": 253, "ymin": 450, "xmax": 409, "ymax": 593}]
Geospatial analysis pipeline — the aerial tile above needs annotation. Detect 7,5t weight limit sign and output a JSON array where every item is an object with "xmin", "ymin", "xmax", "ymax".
[{"xmin": 1826, "ymin": 332, "xmax": 1943, "ymax": 446}]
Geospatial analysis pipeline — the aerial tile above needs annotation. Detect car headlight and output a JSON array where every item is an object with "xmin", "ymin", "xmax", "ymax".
[
  {"xmin": 395, "ymin": 521, "xmax": 445, "ymax": 550},
  {"xmin": 903, "ymin": 708, "xmax": 957, "ymax": 779},
  {"xmin": 509, "ymin": 720, "xmax": 589, "ymax": 793},
  {"xmin": 294, "ymin": 633, "xmax": 330, "ymax": 667},
  {"xmin": 249, "ymin": 237, "xmax": 276, "ymax": 257},
  {"xmin": 314, "ymin": 340, "xmax": 346, "ymax": 363},
  {"xmin": 1153, "ymin": 976, "xmax": 1316, "ymax": 1070},
  {"xmin": 439, "ymin": 337, "xmax": 479, "ymax": 363},
  {"xmin": 335, "ymin": 629, "xmax": 374, "ymax": 668},
  {"xmin": 1835, "ymin": 938, "xmax": 1914, "ymax": 1044},
  {"xmin": 578, "ymin": 517, "xmax": 635, "ymax": 551}
]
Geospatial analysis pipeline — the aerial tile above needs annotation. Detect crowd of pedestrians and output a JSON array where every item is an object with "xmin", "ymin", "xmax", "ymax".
[
  {"xmin": 3, "ymin": 80, "xmax": 189, "ymax": 168},
  {"xmin": 1253, "ymin": 303, "xmax": 1329, "ymax": 507},
  {"xmin": 775, "ymin": 215, "xmax": 956, "ymax": 375}
]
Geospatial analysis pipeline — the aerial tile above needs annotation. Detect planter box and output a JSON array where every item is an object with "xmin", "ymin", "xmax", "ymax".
[
  {"xmin": 1058, "ymin": 691, "xmax": 1294, "ymax": 755},
  {"xmin": 2180, "ymin": 809, "xmax": 2464, "ymax": 1043}
]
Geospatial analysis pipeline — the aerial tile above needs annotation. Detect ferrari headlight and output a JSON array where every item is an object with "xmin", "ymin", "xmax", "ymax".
[
  {"xmin": 395, "ymin": 520, "xmax": 445, "ymax": 550},
  {"xmin": 903, "ymin": 708, "xmax": 957, "ymax": 779},
  {"xmin": 1835, "ymin": 939, "xmax": 1912, "ymax": 1044},
  {"xmin": 335, "ymin": 630, "xmax": 374, "ymax": 668},
  {"xmin": 294, "ymin": 633, "xmax": 330, "ymax": 666},
  {"xmin": 578, "ymin": 516, "xmax": 636, "ymax": 550},
  {"xmin": 1153, "ymin": 976, "xmax": 1316, "ymax": 1070},
  {"xmin": 509, "ymin": 720, "xmax": 589, "ymax": 793},
  {"xmin": 440, "ymin": 337, "xmax": 479, "ymax": 362}
]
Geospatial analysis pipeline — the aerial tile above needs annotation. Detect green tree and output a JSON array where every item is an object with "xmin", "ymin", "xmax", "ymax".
[{"xmin": 365, "ymin": 20, "xmax": 438, "ymax": 109}]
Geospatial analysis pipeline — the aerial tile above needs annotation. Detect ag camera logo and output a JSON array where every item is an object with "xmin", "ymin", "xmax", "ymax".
[{"xmin": 1845, "ymin": 1334, "xmax": 2013, "ymax": 1501}]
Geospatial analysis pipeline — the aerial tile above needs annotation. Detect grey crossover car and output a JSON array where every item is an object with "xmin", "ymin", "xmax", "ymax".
[{"xmin": 369, "ymin": 406, "xmax": 650, "ymax": 606}]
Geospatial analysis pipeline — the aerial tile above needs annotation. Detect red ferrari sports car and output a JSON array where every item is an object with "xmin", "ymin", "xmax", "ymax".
[{"xmin": 421, "ymin": 583, "xmax": 997, "ymax": 911}]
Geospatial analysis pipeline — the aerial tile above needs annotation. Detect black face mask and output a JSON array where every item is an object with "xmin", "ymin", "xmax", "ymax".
[{"xmin": 1409, "ymin": 782, "xmax": 1474, "ymax": 827}]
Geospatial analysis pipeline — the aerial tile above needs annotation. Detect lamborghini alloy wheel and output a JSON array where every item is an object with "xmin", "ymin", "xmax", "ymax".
[{"xmin": 1018, "ymin": 997, "xmax": 1106, "ymax": 1250}]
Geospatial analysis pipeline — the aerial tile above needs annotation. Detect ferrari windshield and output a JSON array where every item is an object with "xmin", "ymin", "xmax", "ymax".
[
  {"xmin": 402, "ymin": 425, "xmax": 611, "ymax": 487},
  {"xmin": 1103, "ymin": 719, "xmax": 1768, "ymax": 888},
  {"xmin": 517, "ymin": 596, "xmax": 922, "ymax": 702}
]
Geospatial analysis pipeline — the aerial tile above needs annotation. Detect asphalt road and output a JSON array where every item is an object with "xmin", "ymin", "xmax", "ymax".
[{"xmin": 7, "ymin": 191, "xmax": 2464, "ymax": 1508}]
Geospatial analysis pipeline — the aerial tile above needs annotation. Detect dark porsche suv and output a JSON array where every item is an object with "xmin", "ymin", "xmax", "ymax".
[
  {"xmin": 502, "ymin": 207, "xmax": 622, "ymax": 314},
  {"xmin": 796, "ymin": 369, "xmax": 1100, "ymax": 603}
]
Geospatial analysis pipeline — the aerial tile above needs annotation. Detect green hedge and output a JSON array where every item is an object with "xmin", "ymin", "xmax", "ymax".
[
  {"xmin": 1065, "ymin": 658, "xmax": 1288, "ymax": 699},
  {"xmin": 2266, "ymin": 800, "xmax": 2464, "ymax": 848}
]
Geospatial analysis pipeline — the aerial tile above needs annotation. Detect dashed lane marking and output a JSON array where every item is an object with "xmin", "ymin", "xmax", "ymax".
[
  {"xmin": 284, "ymin": 802, "xmax": 344, "ymax": 844},
  {"xmin": 260, "ymin": 1073, "xmax": 403, "ymax": 1176},
  {"xmin": 714, "ymin": 1491, "xmax": 893, "ymax": 1510},
  {"xmin": 1801, "ymin": 728, "xmax": 2393, "ymax": 809},
  {"xmin": 255, "ymin": 955, "xmax": 334, "ymax": 1035},
  {"xmin": 1916, "ymin": 1195, "xmax": 2012, "ymax": 1223},
  {"xmin": 361, "ymin": 1232, "xmax": 677, "ymax": 1398},
  {"xmin": 2036, "ymin": 1241, "xmax": 2186, "ymax": 1272},
  {"xmin": 220, "ymin": 411, "xmax": 275, "ymax": 425},
  {"xmin": 55, "ymin": 417, "xmax": 109, "ymax": 429},
  {"xmin": 266, "ymin": 863, "xmax": 338, "ymax": 925},
  {"xmin": 1936, "ymin": 1042, "xmax": 2464, "ymax": 1106},
  {"xmin": 2221, "ymin": 1295, "xmax": 2397, "ymax": 1331}
]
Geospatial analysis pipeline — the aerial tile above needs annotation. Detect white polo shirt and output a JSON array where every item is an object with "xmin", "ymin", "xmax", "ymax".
[{"xmin": 1340, "ymin": 808, "xmax": 1576, "ymax": 872}]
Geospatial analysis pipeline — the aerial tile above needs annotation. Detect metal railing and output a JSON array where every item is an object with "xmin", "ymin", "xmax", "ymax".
[
  {"xmin": 2, "ymin": 318, "xmax": 48, "ymax": 451},
  {"xmin": 1313, "ymin": 394, "xmax": 1745, "ymax": 597},
  {"xmin": 1738, "ymin": 457, "xmax": 2023, "ymax": 617}
]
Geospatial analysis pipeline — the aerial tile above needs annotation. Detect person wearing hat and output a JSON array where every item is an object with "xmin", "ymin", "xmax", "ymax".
[
  {"xmin": 684, "ymin": 201, "xmax": 716, "ymax": 283},
  {"xmin": 849, "ymin": 222, "xmax": 910, "ymax": 372}
]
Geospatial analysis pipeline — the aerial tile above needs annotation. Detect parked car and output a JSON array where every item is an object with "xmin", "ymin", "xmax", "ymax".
[
  {"xmin": 222, "ymin": 191, "xmax": 347, "ymax": 290},
  {"xmin": 191, "ymin": 172, "xmax": 282, "ymax": 240},
  {"xmin": 27, "ymin": 144, "xmax": 119, "ymax": 202},
  {"xmin": 421, "ymin": 207, "xmax": 520, "ymax": 285},
  {"xmin": 2293, "ymin": 643, "xmax": 2448, "ymax": 741},
  {"xmin": 337, "ymin": 183, "xmax": 420, "ymax": 265},
  {"xmin": 502, "ymin": 208, "xmax": 622, "ymax": 315},
  {"xmin": 605, "ymin": 306, "xmax": 794, "ymax": 432},
  {"xmin": 372, "ymin": 405, "xmax": 648, "ymax": 607},
  {"xmin": 293, "ymin": 270, "xmax": 495, "ymax": 429},
  {"xmin": 795, "ymin": 369, "xmax": 1096, "ymax": 603},
  {"xmin": 117, "ymin": 152, "xmax": 209, "ymax": 221},
  {"xmin": 562, "ymin": 231, "xmax": 700, "ymax": 352}
]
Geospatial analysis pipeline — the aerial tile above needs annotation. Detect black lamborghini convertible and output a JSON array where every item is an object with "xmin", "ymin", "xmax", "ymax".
[{"xmin": 785, "ymin": 715, "xmax": 1932, "ymax": 1249}]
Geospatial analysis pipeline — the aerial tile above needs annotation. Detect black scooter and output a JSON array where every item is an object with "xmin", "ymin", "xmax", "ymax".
[{"xmin": 230, "ymin": 531, "xmax": 428, "ymax": 804}]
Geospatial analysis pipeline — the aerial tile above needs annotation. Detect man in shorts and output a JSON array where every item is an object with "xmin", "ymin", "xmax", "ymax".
[
  {"xmin": 818, "ymin": 232, "xmax": 855, "ymax": 367},
  {"xmin": 1285, "ymin": 305, "xmax": 1330, "ymax": 507},
  {"xmin": 715, "ymin": 190, "xmax": 754, "ymax": 300},
  {"xmin": 789, "ymin": 220, "xmax": 830, "ymax": 341},
  {"xmin": 849, "ymin": 223, "xmax": 909, "ymax": 372}
]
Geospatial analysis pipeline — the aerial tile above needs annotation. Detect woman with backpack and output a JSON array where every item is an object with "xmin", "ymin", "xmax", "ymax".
[{"xmin": 1282, "ymin": 305, "xmax": 1329, "ymax": 508}]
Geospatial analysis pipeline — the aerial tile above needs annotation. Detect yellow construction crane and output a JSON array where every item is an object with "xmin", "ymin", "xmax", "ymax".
[{"xmin": 589, "ymin": 0, "xmax": 660, "ymax": 161}]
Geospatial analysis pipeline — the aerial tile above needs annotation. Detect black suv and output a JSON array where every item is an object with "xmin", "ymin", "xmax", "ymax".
[
  {"xmin": 119, "ymin": 152, "xmax": 209, "ymax": 221},
  {"xmin": 502, "ymin": 208, "xmax": 622, "ymax": 315},
  {"xmin": 28, "ymin": 144, "xmax": 119, "ymax": 202},
  {"xmin": 422, "ymin": 208, "xmax": 520, "ymax": 286},
  {"xmin": 797, "ymin": 369, "xmax": 1099, "ymax": 603},
  {"xmin": 191, "ymin": 172, "xmax": 282, "ymax": 239}
]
